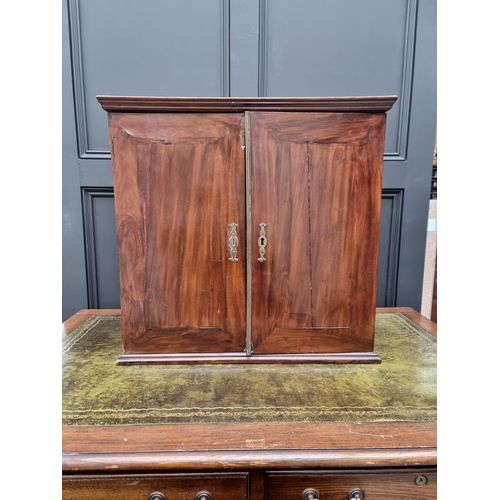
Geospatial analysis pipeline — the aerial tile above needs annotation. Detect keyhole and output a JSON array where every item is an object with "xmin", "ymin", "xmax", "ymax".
[{"xmin": 260, "ymin": 237, "xmax": 265, "ymax": 245}]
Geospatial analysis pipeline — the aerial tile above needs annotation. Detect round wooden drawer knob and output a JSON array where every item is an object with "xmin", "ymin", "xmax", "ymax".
[
  {"xmin": 302, "ymin": 488, "xmax": 320, "ymax": 500},
  {"xmin": 148, "ymin": 493, "xmax": 166, "ymax": 500}
]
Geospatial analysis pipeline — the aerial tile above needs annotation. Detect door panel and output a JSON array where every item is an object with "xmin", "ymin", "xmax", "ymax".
[
  {"xmin": 249, "ymin": 114, "xmax": 312, "ymax": 352},
  {"xmin": 109, "ymin": 113, "xmax": 246, "ymax": 354},
  {"xmin": 250, "ymin": 112, "xmax": 385, "ymax": 354},
  {"xmin": 81, "ymin": 188, "xmax": 120, "ymax": 309},
  {"xmin": 309, "ymin": 120, "xmax": 386, "ymax": 345}
]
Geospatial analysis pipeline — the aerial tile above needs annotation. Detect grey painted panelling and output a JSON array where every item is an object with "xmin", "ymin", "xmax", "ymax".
[
  {"xmin": 230, "ymin": 0, "xmax": 260, "ymax": 96},
  {"xmin": 69, "ymin": 0, "xmax": 230, "ymax": 157},
  {"xmin": 377, "ymin": 190, "xmax": 403, "ymax": 307},
  {"xmin": 394, "ymin": 0, "xmax": 436, "ymax": 310},
  {"xmin": 259, "ymin": 0, "xmax": 417, "ymax": 159},
  {"xmin": 63, "ymin": 0, "xmax": 88, "ymax": 321},
  {"xmin": 82, "ymin": 188, "xmax": 120, "ymax": 309}
]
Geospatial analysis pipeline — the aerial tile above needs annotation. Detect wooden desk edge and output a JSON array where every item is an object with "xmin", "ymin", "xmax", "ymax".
[
  {"xmin": 62, "ymin": 309, "xmax": 120, "ymax": 337},
  {"xmin": 376, "ymin": 307, "xmax": 437, "ymax": 338},
  {"xmin": 62, "ymin": 421, "xmax": 436, "ymax": 472},
  {"xmin": 62, "ymin": 447, "xmax": 437, "ymax": 472}
]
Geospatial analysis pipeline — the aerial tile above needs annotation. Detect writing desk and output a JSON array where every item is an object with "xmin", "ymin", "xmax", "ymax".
[{"xmin": 62, "ymin": 307, "xmax": 436, "ymax": 499}]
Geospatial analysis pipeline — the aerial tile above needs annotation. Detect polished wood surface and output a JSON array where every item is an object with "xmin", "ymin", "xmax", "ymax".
[
  {"xmin": 249, "ymin": 112, "xmax": 312, "ymax": 353},
  {"xmin": 63, "ymin": 473, "xmax": 248, "ymax": 500},
  {"xmin": 97, "ymin": 95, "xmax": 398, "ymax": 113},
  {"xmin": 109, "ymin": 113, "xmax": 246, "ymax": 355},
  {"xmin": 266, "ymin": 469, "xmax": 437, "ymax": 500},
  {"xmin": 63, "ymin": 420, "xmax": 436, "ymax": 471},
  {"xmin": 250, "ymin": 112, "xmax": 385, "ymax": 355}
]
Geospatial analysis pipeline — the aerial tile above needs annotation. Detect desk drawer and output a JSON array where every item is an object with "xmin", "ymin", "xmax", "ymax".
[
  {"xmin": 62, "ymin": 472, "xmax": 248, "ymax": 500},
  {"xmin": 266, "ymin": 469, "xmax": 436, "ymax": 500}
]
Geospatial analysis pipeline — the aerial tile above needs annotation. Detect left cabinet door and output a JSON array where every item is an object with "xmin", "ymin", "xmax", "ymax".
[{"xmin": 109, "ymin": 113, "xmax": 247, "ymax": 355}]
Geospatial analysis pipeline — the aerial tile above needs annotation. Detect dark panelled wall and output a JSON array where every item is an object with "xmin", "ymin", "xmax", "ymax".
[{"xmin": 62, "ymin": 0, "xmax": 436, "ymax": 320}]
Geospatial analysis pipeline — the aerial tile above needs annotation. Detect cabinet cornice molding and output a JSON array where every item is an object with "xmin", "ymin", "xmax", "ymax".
[{"xmin": 97, "ymin": 96, "xmax": 397, "ymax": 113}]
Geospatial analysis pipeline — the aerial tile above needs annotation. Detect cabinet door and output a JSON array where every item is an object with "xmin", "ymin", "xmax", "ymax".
[
  {"xmin": 109, "ymin": 113, "xmax": 246, "ymax": 354},
  {"xmin": 250, "ymin": 112, "xmax": 386, "ymax": 354}
]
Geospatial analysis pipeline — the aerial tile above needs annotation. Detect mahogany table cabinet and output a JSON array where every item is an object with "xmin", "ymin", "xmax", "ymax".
[
  {"xmin": 97, "ymin": 96, "xmax": 397, "ymax": 365},
  {"xmin": 62, "ymin": 307, "xmax": 437, "ymax": 500}
]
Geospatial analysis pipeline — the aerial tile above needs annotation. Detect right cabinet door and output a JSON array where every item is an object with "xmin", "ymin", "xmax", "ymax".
[{"xmin": 250, "ymin": 112, "xmax": 386, "ymax": 355}]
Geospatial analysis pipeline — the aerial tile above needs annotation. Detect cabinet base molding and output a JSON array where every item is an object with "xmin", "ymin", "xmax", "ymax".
[{"xmin": 117, "ymin": 351, "xmax": 381, "ymax": 365}]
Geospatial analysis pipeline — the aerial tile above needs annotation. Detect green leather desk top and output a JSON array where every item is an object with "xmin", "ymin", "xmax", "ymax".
[{"xmin": 62, "ymin": 313, "xmax": 436, "ymax": 427}]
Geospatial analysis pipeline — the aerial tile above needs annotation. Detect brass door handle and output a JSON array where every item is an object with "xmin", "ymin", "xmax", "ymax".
[
  {"xmin": 257, "ymin": 222, "xmax": 267, "ymax": 262},
  {"xmin": 228, "ymin": 223, "xmax": 239, "ymax": 262}
]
